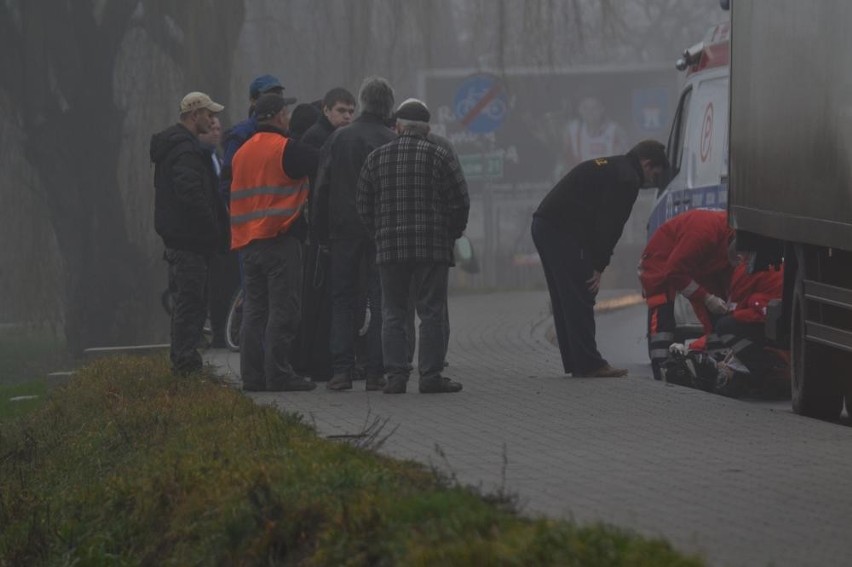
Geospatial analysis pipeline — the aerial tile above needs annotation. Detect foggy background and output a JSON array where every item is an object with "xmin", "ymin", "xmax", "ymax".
[{"xmin": 0, "ymin": 0, "xmax": 726, "ymax": 353}]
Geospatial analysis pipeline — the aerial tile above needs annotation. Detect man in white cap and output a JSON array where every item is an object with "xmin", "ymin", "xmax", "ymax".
[{"xmin": 150, "ymin": 91, "xmax": 229, "ymax": 375}]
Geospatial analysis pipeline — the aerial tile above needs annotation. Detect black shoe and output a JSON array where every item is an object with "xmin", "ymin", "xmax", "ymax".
[
  {"xmin": 382, "ymin": 375, "xmax": 408, "ymax": 394},
  {"xmin": 242, "ymin": 383, "xmax": 266, "ymax": 392},
  {"xmin": 419, "ymin": 376, "xmax": 463, "ymax": 394},
  {"xmin": 326, "ymin": 372, "xmax": 353, "ymax": 391},
  {"xmin": 269, "ymin": 376, "xmax": 317, "ymax": 392},
  {"xmin": 365, "ymin": 373, "xmax": 387, "ymax": 391}
]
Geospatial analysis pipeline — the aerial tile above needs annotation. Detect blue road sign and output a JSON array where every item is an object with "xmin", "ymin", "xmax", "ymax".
[
  {"xmin": 632, "ymin": 87, "xmax": 669, "ymax": 132},
  {"xmin": 454, "ymin": 74, "xmax": 509, "ymax": 134}
]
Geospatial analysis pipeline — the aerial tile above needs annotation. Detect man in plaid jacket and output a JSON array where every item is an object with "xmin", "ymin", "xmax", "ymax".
[{"xmin": 356, "ymin": 99, "xmax": 470, "ymax": 394}]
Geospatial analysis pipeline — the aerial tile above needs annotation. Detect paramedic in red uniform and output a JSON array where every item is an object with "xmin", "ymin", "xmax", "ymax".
[
  {"xmin": 532, "ymin": 140, "xmax": 668, "ymax": 378},
  {"xmin": 638, "ymin": 209, "xmax": 734, "ymax": 380},
  {"xmin": 230, "ymin": 94, "xmax": 319, "ymax": 392}
]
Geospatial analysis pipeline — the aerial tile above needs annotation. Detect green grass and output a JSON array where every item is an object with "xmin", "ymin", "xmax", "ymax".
[
  {"xmin": 0, "ymin": 356, "xmax": 705, "ymax": 566},
  {"xmin": 0, "ymin": 326, "xmax": 69, "ymax": 387},
  {"xmin": 0, "ymin": 381, "xmax": 48, "ymax": 420}
]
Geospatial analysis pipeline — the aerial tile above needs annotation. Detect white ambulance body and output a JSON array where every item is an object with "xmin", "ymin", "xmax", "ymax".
[{"xmin": 646, "ymin": 22, "xmax": 730, "ymax": 337}]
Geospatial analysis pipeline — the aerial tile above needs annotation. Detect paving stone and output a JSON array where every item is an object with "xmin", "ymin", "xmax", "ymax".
[{"xmin": 208, "ymin": 290, "xmax": 852, "ymax": 567}]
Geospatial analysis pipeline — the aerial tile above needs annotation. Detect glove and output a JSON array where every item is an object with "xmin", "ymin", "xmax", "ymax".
[{"xmin": 704, "ymin": 294, "xmax": 729, "ymax": 315}]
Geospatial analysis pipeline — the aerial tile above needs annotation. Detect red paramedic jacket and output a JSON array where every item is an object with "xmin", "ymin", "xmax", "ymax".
[{"xmin": 639, "ymin": 209, "xmax": 733, "ymax": 303}]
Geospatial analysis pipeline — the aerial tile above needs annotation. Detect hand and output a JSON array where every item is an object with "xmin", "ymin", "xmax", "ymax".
[
  {"xmin": 586, "ymin": 270, "xmax": 602, "ymax": 295},
  {"xmin": 704, "ymin": 294, "xmax": 729, "ymax": 315}
]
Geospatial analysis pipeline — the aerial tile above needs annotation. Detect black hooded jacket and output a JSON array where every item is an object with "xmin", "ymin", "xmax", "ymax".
[
  {"xmin": 301, "ymin": 114, "xmax": 335, "ymax": 149},
  {"xmin": 150, "ymin": 123, "xmax": 229, "ymax": 253}
]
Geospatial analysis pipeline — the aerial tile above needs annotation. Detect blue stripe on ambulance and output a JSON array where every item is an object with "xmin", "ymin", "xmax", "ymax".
[{"xmin": 646, "ymin": 182, "xmax": 728, "ymax": 239}]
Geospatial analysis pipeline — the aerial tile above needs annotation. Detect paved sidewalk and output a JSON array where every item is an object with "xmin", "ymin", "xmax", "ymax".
[{"xmin": 208, "ymin": 290, "xmax": 852, "ymax": 567}]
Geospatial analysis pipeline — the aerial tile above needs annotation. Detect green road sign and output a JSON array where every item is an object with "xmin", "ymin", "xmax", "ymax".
[{"xmin": 459, "ymin": 153, "xmax": 504, "ymax": 180}]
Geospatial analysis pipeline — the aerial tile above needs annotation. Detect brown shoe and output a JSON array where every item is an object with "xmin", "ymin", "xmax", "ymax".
[{"xmin": 587, "ymin": 364, "xmax": 628, "ymax": 378}]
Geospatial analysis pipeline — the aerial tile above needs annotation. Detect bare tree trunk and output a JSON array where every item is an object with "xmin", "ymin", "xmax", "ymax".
[{"xmin": 0, "ymin": 0, "xmax": 245, "ymax": 353}]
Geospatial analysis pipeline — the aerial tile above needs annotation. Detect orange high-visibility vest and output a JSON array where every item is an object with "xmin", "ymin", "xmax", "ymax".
[{"xmin": 230, "ymin": 132, "xmax": 308, "ymax": 250}]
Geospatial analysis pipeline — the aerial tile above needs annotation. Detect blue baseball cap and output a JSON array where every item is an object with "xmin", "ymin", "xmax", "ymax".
[{"xmin": 249, "ymin": 74, "xmax": 284, "ymax": 99}]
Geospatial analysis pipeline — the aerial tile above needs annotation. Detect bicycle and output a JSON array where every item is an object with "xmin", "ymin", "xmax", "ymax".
[
  {"xmin": 224, "ymin": 288, "xmax": 243, "ymax": 352},
  {"xmin": 221, "ymin": 283, "xmax": 370, "ymax": 355}
]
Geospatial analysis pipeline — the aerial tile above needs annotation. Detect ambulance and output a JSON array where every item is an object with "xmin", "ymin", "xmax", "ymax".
[
  {"xmin": 645, "ymin": 21, "xmax": 730, "ymax": 339},
  {"xmin": 648, "ymin": 21, "xmax": 729, "ymax": 235}
]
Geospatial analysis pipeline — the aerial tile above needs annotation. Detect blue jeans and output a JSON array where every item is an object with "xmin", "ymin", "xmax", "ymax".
[
  {"xmin": 328, "ymin": 237, "xmax": 382, "ymax": 377},
  {"xmin": 531, "ymin": 216, "xmax": 606, "ymax": 375},
  {"xmin": 380, "ymin": 262, "xmax": 449, "ymax": 381}
]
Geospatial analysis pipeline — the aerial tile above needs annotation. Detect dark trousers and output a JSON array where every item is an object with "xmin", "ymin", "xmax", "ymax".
[
  {"xmin": 293, "ymin": 242, "xmax": 333, "ymax": 380},
  {"xmin": 239, "ymin": 233, "xmax": 302, "ymax": 389},
  {"xmin": 381, "ymin": 262, "xmax": 449, "ymax": 381},
  {"xmin": 208, "ymin": 250, "xmax": 241, "ymax": 347},
  {"xmin": 531, "ymin": 216, "xmax": 606, "ymax": 375},
  {"xmin": 164, "ymin": 248, "xmax": 210, "ymax": 374},
  {"xmin": 406, "ymin": 279, "xmax": 450, "ymax": 363},
  {"xmin": 329, "ymin": 237, "xmax": 382, "ymax": 377}
]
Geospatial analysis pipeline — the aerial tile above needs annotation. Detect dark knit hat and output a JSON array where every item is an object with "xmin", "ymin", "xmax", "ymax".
[
  {"xmin": 394, "ymin": 98, "xmax": 430, "ymax": 122},
  {"xmin": 288, "ymin": 102, "xmax": 321, "ymax": 139},
  {"xmin": 255, "ymin": 93, "xmax": 297, "ymax": 121}
]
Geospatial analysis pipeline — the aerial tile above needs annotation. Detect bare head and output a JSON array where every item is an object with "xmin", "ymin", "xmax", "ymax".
[
  {"xmin": 579, "ymin": 96, "xmax": 605, "ymax": 126},
  {"xmin": 358, "ymin": 76, "xmax": 395, "ymax": 120},
  {"xmin": 322, "ymin": 87, "xmax": 356, "ymax": 128},
  {"xmin": 628, "ymin": 139, "xmax": 669, "ymax": 187}
]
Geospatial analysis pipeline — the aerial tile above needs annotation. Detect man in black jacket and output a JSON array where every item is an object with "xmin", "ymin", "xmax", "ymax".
[
  {"xmin": 150, "ymin": 91, "xmax": 229, "ymax": 375},
  {"xmin": 314, "ymin": 77, "xmax": 396, "ymax": 391},
  {"xmin": 531, "ymin": 140, "xmax": 668, "ymax": 378},
  {"xmin": 302, "ymin": 87, "xmax": 356, "ymax": 150}
]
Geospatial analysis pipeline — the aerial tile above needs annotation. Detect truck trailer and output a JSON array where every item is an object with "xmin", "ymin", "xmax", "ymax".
[{"xmin": 729, "ymin": 1, "xmax": 852, "ymax": 419}]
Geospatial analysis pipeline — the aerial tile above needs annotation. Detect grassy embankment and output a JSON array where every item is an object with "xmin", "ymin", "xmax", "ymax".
[
  {"xmin": 0, "ymin": 355, "xmax": 704, "ymax": 566},
  {"xmin": 0, "ymin": 326, "xmax": 70, "ymax": 420}
]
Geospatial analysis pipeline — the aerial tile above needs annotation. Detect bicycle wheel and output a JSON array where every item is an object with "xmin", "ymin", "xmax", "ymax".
[{"xmin": 225, "ymin": 288, "xmax": 243, "ymax": 352}]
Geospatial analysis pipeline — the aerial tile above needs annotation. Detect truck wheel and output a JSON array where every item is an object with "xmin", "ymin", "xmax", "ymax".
[{"xmin": 790, "ymin": 276, "xmax": 843, "ymax": 420}]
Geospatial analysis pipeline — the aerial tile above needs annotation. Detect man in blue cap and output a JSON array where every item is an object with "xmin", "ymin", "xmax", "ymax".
[
  {"xmin": 209, "ymin": 74, "xmax": 294, "ymax": 349},
  {"xmin": 219, "ymin": 74, "xmax": 295, "ymax": 200}
]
